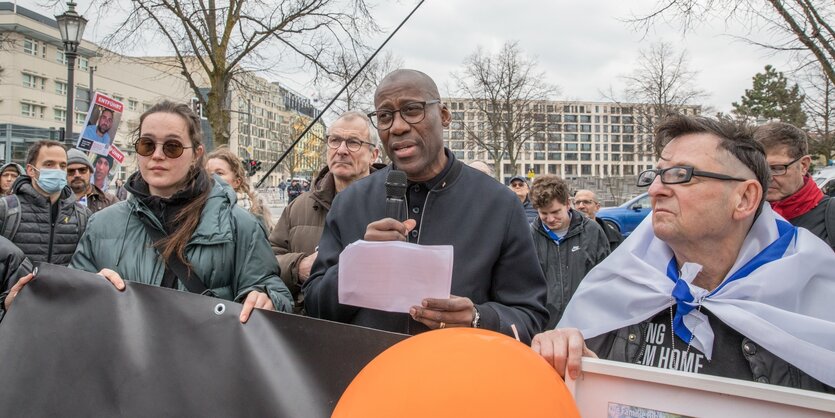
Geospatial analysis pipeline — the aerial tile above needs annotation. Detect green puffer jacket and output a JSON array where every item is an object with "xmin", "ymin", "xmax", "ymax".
[{"xmin": 69, "ymin": 178, "xmax": 293, "ymax": 312}]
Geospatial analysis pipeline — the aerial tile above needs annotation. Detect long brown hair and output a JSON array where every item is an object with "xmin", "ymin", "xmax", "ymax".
[
  {"xmin": 205, "ymin": 147, "xmax": 269, "ymax": 225},
  {"xmin": 136, "ymin": 100, "xmax": 209, "ymax": 268}
]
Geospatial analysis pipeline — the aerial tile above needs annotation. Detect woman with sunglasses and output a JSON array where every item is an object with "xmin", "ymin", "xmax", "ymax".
[
  {"xmin": 69, "ymin": 101, "xmax": 292, "ymax": 322},
  {"xmin": 205, "ymin": 147, "xmax": 273, "ymax": 231}
]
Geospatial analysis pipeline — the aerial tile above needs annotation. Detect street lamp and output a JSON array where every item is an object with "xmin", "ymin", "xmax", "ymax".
[{"xmin": 55, "ymin": 1, "xmax": 87, "ymax": 144}]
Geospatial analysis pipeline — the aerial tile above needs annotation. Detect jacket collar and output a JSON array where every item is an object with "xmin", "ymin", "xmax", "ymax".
[{"xmin": 12, "ymin": 175, "xmax": 77, "ymax": 206}]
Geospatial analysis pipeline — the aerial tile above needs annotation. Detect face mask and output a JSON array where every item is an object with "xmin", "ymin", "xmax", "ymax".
[{"xmin": 33, "ymin": 168, "xmax": 68, "ymax": 194}]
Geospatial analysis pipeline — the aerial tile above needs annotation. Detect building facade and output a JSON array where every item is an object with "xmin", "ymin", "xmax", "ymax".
[
  {"xmin": 223, "ymin": 74, "xmax": 326, "ymax": 187},
  {"xmin": 443, "ymin": 98, "xmax": 701, "ymax": 182},
  {"xmin": 1, "ymin": 3, "xmax": 323, "ymax": 188},
  {"xmin": 0, "ymin": 2, "xmax": 193, "ymax": 179}
]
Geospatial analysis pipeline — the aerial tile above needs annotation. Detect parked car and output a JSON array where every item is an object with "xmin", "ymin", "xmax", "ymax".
[
  {"xmin": 597, "ymin": 192, "xmax": 651, "ymax": 237},
  {"xmin": 814, "ymin": 167, "xmax": 835, "ymax": 197}
]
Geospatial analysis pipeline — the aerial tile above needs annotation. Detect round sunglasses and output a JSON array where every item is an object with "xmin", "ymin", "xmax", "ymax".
[{"xmin": 134, "ymin": 137, "xmax": 193, "ymax": 159}]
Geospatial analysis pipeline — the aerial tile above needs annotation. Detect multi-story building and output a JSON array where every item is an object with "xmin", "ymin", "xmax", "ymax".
[
  {"xmin": 1, "ymin": 3, "xmax": 324, "ymax": 187},
  {"xmin": 0, "ymin": 2, "xmax": 192, "ymax": 179},
  {"xmin": 223, "ymin": 74, "xmax": 326, "ymax": 187},
  {"xmin": 443, "ymin": 98, "xmax": 702, "ymax": 182}
]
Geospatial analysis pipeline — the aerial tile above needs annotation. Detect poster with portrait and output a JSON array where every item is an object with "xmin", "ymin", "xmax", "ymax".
[
  {"xmin": 87, "ymin": 145, "xmax": 125, "ymax": 193},
  {"xmin": 77, "ymin": 93, "xmax": 123, "ymax": 156}
]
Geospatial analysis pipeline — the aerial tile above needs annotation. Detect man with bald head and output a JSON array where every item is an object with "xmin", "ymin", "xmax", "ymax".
[
  {"xmin": 574, "ymin": 189, "xmax": 623, "ymax": 250},
  {"xmin": 532, "ymin": 115, "xmax": 835, "ymax": 392},
  {"xmin": 304, "ymin": 69, "xmax": 548, "ymax": 343}
]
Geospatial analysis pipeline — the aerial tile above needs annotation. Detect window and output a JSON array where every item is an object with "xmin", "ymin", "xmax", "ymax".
[
  {"xmin": 54, "ymin": 108, "xmax": 67, "ymax": 122},
  {"xmin": 565, "ymin": 143, "xmax": 578, "ymax": 151},
  {"xmin": 113, "ymin": 95, "xmax": 124, "ymax": 103},
  {"xmin": 580, "ymin": 115, "xmax": 591, "ymax": 123},
  {"xmin": 563, "ymin": 114, "xmax": 578, "ymax": 123},
  {"xmin": 23, "ymin": 38, "xmax": 38, "ymax": 56},
  {"xmin": 581, "ymin": 165, "xmax": 592, "ymax": 175},
  {"xmin": 75, "ymin": 112, "xmax": 86, "ymax": 124},
  {"xmin": 78, "ymin": 57, "xmax": 89, "ymax": 71},
  {"xmin": 548, "ymin": 152, "xmax": 562, "ymax": 160},
  {"xmin": 55, "ymin": 81, "xmax": 67, "ymax": 96},
  {"xmin": 580, "ymin": 124, "xmax": 592, "ymax": 132},
  {"xmin": 56, "ymin": 50, "xmax": 68, "ymax": 65},
  {"xmin": 22, "ymin": 73, "xmax": 46, "ymax": 90},
  {"xmin": 21, "ymin": 103, "xmax": 45, "ymax": 118},
  {"xmin": 564, "ymin": 124, "xmax": 577, "ymax": 132},
  {"xmin": 534, "ymin": 152, "xmax": 545, "ymax": 160},
  {"xmin": 580, "ymin": 143, "xmax": 592, "ymax": 151},
  {"xmin": 128, "ymin": 99, "xmax": 138, "ymax": 111}
]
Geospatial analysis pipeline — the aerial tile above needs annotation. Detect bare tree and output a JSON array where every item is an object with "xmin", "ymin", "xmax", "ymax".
[
  {"xmin": 630, "ymin": 1, "xmax": 835, "ymax": 87},
  {"xmin": 0, "ymin": 32, "xmax": 14, "ymax": 81},
  {"xmin": 605, "ymin": 42, "xmax": 706, "ymax": 155},
  {"xmin": 76, "ymin": 0, "xmax": 377, "ymax": 147},
  {"xmin": 800, "ymin": 64, "xmax": 835, "ymax": 162},
  {"xmin": 450, "ymin": 41, "xmax": 559, "ymax": 179},
  {"xmin": 319, "ymin": 50, "xmax": 404, "ymax": 116}
]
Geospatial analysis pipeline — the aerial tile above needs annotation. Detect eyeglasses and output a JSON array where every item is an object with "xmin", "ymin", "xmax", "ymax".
[
  {"xmin": 574, "ymin": 199, "xmax": 596, "ymax": 206},
  {"xmin": 134, "ymin": 137, "xmax": 192, "ymax": 158},
  {"xmin": 769, "ymin": 155, "xmax": 803, "ymax": 176},
  {"xmin": 367, "ymin": 100, "xmax": 441, "ymax": 130},
  {"xmin": 509, "ymin": 182, "xmax": 527, "ymax": 188},
  {"xmin": 326, "ymin": 136, "xmax": 375, "ymax": 152},
  {"xmin": 637, "ymin": 166, "xmax": 749, "ymax": 187},
  {"xmin": 67, "ymin": 167, "xmax": 89, "ymax": 176}
]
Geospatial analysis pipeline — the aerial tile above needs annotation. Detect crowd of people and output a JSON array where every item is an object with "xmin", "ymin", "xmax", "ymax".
[{"xmin": 0, "ymin": 69, "xmax": 833, "ymax": 398}]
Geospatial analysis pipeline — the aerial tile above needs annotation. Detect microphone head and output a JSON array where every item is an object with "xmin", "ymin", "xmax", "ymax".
[{"xmin": 385, "ymin": 170, "xmax": 407, "ymax": 198}]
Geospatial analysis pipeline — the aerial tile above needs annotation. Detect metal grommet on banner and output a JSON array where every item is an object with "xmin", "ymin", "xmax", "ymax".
[{"xmin": 214, "ymin": 303, "xmax": 226, "ymax": 315}]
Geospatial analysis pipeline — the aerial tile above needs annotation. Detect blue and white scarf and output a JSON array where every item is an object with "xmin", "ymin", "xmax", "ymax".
[{"xmin": 558, "ymin": 205, "xmax": 835, "ymax": 386}]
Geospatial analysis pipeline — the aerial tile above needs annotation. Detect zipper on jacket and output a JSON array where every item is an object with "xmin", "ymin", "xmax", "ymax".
[{"xmin": 47, "ymin": 219, "xmax": 56, "ymax": 263}]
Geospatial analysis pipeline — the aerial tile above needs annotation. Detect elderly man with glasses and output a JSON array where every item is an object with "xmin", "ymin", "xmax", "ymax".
[
  {"xmin": 531, "ymin": 115, "xmax": 835, "ymax": 393},
  {"xmin": 754, "ymin": 122, "xmax": 834, "ymax": 250},
  {"xmin": 269, "ymin": 111, "xmax": 381, "ymax": 312},
  {"xmin": 303, "ymin": 69, "xmax": 548, "ymax": 343},
  {"xmin": 574, "ymin": 189, "xmax": 623, "ymax": 251}
]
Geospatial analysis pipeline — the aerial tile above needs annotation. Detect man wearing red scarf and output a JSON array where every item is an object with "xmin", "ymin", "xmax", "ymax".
[{"xmin": 755, "ymin": 122, "xmax": 834, "ymax": 250}]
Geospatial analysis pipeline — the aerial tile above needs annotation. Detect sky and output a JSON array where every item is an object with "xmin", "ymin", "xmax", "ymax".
[{"xmin": 20, "ymin": 0, "xmax": 796, "ymax": 114}]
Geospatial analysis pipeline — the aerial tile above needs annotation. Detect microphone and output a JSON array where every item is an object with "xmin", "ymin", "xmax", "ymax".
[{"xmin": 385, "ymin": 170, "xmax": 407, "ymax": 222}]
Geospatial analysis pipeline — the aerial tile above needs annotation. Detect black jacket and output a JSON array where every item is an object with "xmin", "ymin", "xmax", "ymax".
[
  {"xmin": 4, "ymin": 177, "xmax": 89, "ymax": 266},
  {"xmin": 587, "ymin": 321, "xmax": 834, "ymax": 393},
  {"xmin": 790, "ymin": 195, "xmax": 833, "ymax": 249},
  {"xmin": 531, "ymin": 209, "xmax": 610, "ymax": 328},
  {"xmin": 303, "ymin": 153, "xmax": 549, "ymax": 343},
  {"xmin": 594, "ymin": 216, "xmax": 623, "ymax": 251},
  {"xmin": 0, "ymin": 235, "xmax": 34, "ymax": 322}
]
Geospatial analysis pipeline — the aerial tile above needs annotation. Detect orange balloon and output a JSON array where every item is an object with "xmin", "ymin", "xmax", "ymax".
[{"xmin": 333, "ymin": 328, "xmax": 580, "ymax": 418}]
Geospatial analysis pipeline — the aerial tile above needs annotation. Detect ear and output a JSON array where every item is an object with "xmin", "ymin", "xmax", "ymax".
[
  {"xmin": 371, "ymin": 147, "xmax": 380, "ymax": 162},
  {"xmin": 26, "ymin": 164, "xmax": 37, "ymax": 178},
  {"xmin": 193, "ymin": 144, "xmax": 205, "ymax": 161},
  {"xmin": 440, "ymin": 104, "xmax": 451, "ymax": 128},
  {"xmin": 799, "ymin": 155, "xmax": 812, "ymax": 176},
  {"xmin": 732, "ymin": 180, "xmax": 763, "ymax": 221}
]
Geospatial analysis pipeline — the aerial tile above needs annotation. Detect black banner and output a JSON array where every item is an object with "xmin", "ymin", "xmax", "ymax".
[{"xmin": 0, "ymin": 263, "xmax": 406, "ymax": 416}]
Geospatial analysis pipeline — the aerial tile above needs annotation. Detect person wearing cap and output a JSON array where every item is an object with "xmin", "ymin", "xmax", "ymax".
[
  {"xmin": 67, "ymin": 148, "xmax": 119, "ymax": 214},
  {"xmin": 0, "ymin": 163, "xmax": 24, "ymax": 196},
  {"xmin": 509, "ymin": 175, "xmax": 538, "ymax": 223}
]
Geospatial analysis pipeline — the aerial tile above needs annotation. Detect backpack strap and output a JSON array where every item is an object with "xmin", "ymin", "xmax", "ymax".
[
  {"xmin": 825, "ymin": 197, "xmax": 835, "ymax": 247},
  {"xmin": 0, "ymin": 195, "xmax": 22, "ymax": 241}
]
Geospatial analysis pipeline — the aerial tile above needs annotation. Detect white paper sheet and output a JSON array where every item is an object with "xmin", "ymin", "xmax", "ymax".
[{"xmin": 338, "ymin": 240, "xmax": 454, "ymax": 313}]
